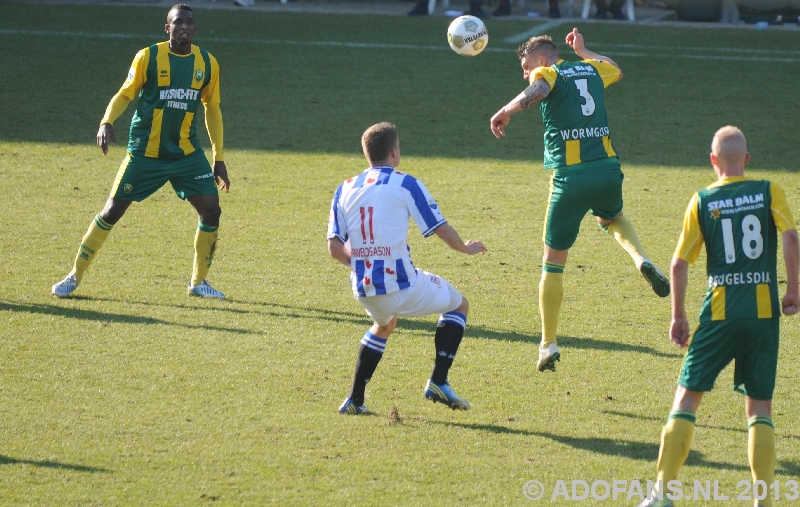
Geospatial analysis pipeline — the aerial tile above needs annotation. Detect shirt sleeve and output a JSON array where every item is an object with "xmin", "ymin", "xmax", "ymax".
[
  {"xmin": 674, "ymin": 193, "xmax": 705, "ymax": 265},
  {"xmin": 770, "ymin": 182, "xmax": 797, "ymax": 234},
  {"xmin": 586, "ymin": 59, "xmax": 621, "ymax": 88},
  {"xmin": 403, "ymin": 177, "xmax": 447, "ymax": 237},
  {"xmin": 327, "ymin": 184, "xmax": 348, "ymax": 243},
  {"xmin": 530, "ymin": 66, "xmax": 558, "ymax": 90},
  {"xmin": 204, "ymin": 103, "xmax": 224, "ymax": 162},
  {"xmin": 201, "ymin": 53, "xmax": 221, "ymax": 106},
  {"xmin": 118, "ymin": 48, "xmax": 149, "ymax": 101}
]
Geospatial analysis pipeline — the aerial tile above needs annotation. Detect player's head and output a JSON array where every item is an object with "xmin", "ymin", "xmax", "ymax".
[
  {"xmin": 361, "ymin": 122, "xmax": 400, "ymax": 167},
  {"xmin": 711, "ymin": 125, "xmax": 749, "ymax": 176},
  {"xmin": 517, "ymin": 36, "xmax": 559, "ymax": 81},
  {"xmin": 166, "ymin": 4, "xmax": 196, "ymax": 45}
]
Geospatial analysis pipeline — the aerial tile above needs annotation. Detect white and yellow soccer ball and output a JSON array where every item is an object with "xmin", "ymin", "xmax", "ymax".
[{"xmin": 447, "ymin": 15, "xmax": 488, "ymax": 57}]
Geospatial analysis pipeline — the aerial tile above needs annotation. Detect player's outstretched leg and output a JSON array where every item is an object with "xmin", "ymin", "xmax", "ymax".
[
  {"xmin": 537, "ymin": 261, "xmax": 563, "ymax": 372},
  {"xmin": 603, "ymin": 214, "xmax": 670, "ymax": 298},
  {"xmin": 52, "ymin": 214, "xmax": 114, "ymax": 298},
  {"xmin": 424, "ymin": 311, "xmax": 470, "ymax": 410},
  {"xmin": 339, "ymin": 330, "xmax": 387, "ymax": 415}
]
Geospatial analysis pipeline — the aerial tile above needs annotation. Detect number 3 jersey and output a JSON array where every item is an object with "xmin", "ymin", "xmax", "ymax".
[
  {"xmin": 675, "ymin": 177, "xmax": 796, "ymax": 321},
  {"xmin": 531, "ymin": 59, "xmax": 621, "ymax": 170},
  {"xmin": 327, "ymin": 166, "xmax": 447, "ymax": 298}
]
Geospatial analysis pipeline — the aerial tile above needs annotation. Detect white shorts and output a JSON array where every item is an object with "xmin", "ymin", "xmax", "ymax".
[{"xmin": 357, "ymin": 269, "xmax": 463, "ymax": 326}]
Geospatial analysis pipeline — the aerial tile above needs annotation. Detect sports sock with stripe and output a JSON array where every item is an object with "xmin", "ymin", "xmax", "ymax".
[
  {"xmin": 656, "ymin": 411, "xmax": 696, "ymax": 485},
  {"xmin": 348, "ymin": 331, "xmax": 386, "ymax": 406},
  {"xmin": 748, "ymin": 416, "xmax": 775, "ymax": 507},
  {"xmin": 539, "ymin": 262, "xmax": 564, "ymax": 349},
  {"xmin": 70, "ymin": 214, "xmax": 113, "ymax": 284},
  {"xmin": 191, "ymin": 219, "xmax": 218, "ymax": 287},
  {"xmin": 430, "ymin": 312, "xmax": 466, "ymax": 385}
]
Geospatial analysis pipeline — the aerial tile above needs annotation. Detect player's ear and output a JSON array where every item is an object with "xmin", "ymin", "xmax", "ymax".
[
  {"xmin": 743, "ymin": 152, "xmax": 751, "ymax": 166},
  {"xmin": 709, "ymin": 153, "xmax": 717, "ymax": 167}
]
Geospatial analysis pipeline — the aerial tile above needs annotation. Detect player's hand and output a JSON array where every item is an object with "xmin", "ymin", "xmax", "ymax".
[
  {"xmin": 565, "ymin": 27, "xmax": 584, "ymax": 54},
  {"xmin": 490, "ymin": 110, "xmax": 510, "ymax": 138},
  {"xmin": 97, "ymin": 123, "xmax": 115, "ymax": 155},
  {"xmin": 464, "ymin": 240, "xmax": 487, "ymax": 255},
  {"xmin": 669, "ymin": 316, "xmax": 691, "ymax": 347},
  {"xmin": 213, "ymin": 161, "xmax": 230, "ymax": 193},
  {"xmin": 782, "ymin": 293, "xmax": 800, "ymax": 316}
]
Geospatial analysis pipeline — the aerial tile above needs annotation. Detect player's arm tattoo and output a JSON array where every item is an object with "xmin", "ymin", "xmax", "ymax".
[{"xmin": 520, "ymin": 79, "xmax": 551, "ymax": 110}]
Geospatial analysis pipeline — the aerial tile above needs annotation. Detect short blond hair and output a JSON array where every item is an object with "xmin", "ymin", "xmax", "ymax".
[
  {"xmin": 712, "ymin": 125, "xmax": 748, "ymax": 168},
  {"xmin": 361, "ymin": 122, "xmax": 398, "ymax": 163}
]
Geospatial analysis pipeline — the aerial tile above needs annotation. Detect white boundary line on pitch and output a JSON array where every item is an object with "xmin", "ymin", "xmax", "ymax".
[
  {"xmin": 2, "ymin": 28, "xmax": 800, "ymax": 62},
  {"xmin": 502, "ymin": 20, "xmax": 567, "ymax": 44}
]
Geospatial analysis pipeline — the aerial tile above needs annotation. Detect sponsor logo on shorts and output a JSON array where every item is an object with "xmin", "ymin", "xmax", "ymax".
[{"xmin": 194, "ymin": 173, "xmax": 215, "ymax": 180}]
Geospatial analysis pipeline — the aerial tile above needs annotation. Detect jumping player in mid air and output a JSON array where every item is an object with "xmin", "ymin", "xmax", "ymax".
[
  {"xmin": 52, "ymin": 4, "xmax": 229, "ymax": 299},
  {"xmin": 490, "ymin": 28, "xmax": 670, "ymax": 372},
  {"xmin": 327, "ymin": 122, "xmax": 486, "ymax": 415}
]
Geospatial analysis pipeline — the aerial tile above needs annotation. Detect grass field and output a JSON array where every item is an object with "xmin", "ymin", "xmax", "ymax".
[{"xmin": 2, "ymin": 3, "xmax": 800, "ymax": 505}]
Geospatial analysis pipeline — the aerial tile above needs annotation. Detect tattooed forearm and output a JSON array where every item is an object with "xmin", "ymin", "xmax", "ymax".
[{"xmin": 519, "ymin": 79, "xmax": 550, "ymax": 110}]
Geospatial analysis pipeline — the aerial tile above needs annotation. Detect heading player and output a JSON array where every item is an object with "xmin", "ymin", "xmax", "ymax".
[
  {"xmin": 637, "ymin": 126, "xmax": 799, "ymax": 507},
  {"xmin": 52, "ymin": 4, "xmax": 230, "ymax": 299},
  {"xmin": 489, "ymin": 28, "xmax": 670, "ymax": 372},
  {"xmin": 327, "ymin": 122, "xmax": 486, "ymax": 415}
]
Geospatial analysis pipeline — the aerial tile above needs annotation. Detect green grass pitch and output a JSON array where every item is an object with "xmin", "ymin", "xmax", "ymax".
[{"xmin": 1, "ymin": 4, "xmax": 800, "ymax": 505}]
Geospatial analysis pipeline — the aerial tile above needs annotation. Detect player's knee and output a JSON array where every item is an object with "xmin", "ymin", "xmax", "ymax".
[
  {"xmin": 378, "ymin": 317, "xmax": 398, "ymax": 335},
  {"xmin": 100, "ymin": 199, "xmax": 131, "ymax": 225},
  {"xmin": 200, "ymin": 205, "xmax": 222, "ymax": 226},
  {"xmin": 454, "ymin": 296, "xmax": 469, "ymax": 316}
]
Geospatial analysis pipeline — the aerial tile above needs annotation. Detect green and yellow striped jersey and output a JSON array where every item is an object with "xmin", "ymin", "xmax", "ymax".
[
  {"xmin": 531, "ymin": 59, "xmax": 620, "ymax": 170},
  {"xmin": 118, "ymin": 42, "xmax": 220, "ymax": 160},
  {"xmin": 675, "ymin": 177, "xmax": 796, "ymax": 321}
]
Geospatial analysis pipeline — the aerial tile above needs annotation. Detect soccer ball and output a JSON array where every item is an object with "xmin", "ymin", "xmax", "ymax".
[{"xmin": 447, "ymin": 15, "xmax": 488, "ymax": 57}]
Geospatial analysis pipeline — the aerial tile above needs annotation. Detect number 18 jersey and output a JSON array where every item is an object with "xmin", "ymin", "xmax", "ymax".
[
  {"xmin": 327, "ymin": 166, "xmax": 447, "ymax": 298},
  {"xmin": 675, "ymin": 177, "xmax": 796, "ymax": 322}
]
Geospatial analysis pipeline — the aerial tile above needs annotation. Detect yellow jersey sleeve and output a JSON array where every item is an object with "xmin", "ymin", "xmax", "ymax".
[
  {"xmin": 586, "ymin": 59, "xmax": 621, "ymax": 88},
  {"xmin": 201, "ymin": 53, "xmax": 221, "ymax": 105},
  {"xmin": 530, "ymin": 66, "xmax": 558, "ymax": 90},
  {"xmin": 119, "ymin": 48, "xmax": 149, "ymax": 101},
  {"xmin": 770, "ymin": 182, "xmax": 797, "ymax": 233},
  {"xmin": 674, "ymin": 192, "xmax": 705, "ymax": 265}
]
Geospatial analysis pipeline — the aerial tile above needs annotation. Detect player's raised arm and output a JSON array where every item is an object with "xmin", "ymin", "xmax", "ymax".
[
  {"xmin": 433, "ymin": 224, "xmax": 486, "ymax": 255},
  {"xmin": 490, "ymin": 79, "xmax": 551, "ymax": 139},
  {"xmin": 565, "ymin": 27, "xmax": 623, "ymax": 78}
]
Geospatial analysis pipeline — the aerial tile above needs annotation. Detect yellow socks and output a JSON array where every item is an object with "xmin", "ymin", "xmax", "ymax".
[
  {"xmin": 191, "ymin": 220, "xmax": 219, "ymax": 287},
  {"xmin": 70, "ymin": 215, "xmax": 113, "ymax": 284},
  {"xmin": 539, "ymin": 262, "xmax": 564, "ymax": 349},
  {"xmin": 656, "ymin": 411, "xmax": 696, "ymax": 485},
  {"xmin": 605, "ymin": 215, "xmax": 647, "ymax": 267},
  {"xmin": 748, "ymin": 416, "xmax": 775, "ymax": 507}
]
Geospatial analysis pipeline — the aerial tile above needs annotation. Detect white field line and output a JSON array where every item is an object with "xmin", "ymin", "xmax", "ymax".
[
  {"xmin": 502, "ymin": 20, "xmax": 567, "ymax": 44},
  {"xmin": 2, "ymin": 28, "xmax": 799, "ymax": 62}
]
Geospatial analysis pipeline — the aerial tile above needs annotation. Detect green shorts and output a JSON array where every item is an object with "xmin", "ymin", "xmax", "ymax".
[
  {"xmin": 679, "ymin": 318, "xmax": 779, "ymax": 400},
  {"xmin": 110, "ymin": 150, "xmax": 217, "ymax": 202},
  {"xmin": 542, "ymin": 158, "xmax": 624, "ymax": 250}
]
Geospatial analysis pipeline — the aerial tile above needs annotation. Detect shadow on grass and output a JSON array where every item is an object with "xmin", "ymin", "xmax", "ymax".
[
  {"xmin": 428, "ymin": 421, "xmax": 749, "ymax": 470},
  {"xmin": 0, "ymin": 454, "xmax": 111, "ymax": 473},
  {"xmin": 559, "ymin": 336, "xmax": 678, "ymax": 358},
  {"xmin": 0, "ymin": 300, "xmax": 252, "ymax": 335}
]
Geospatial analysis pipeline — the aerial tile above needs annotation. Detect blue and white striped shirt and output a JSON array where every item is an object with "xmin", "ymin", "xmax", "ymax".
[{"xmin": 327, "ymin": 166, "xmax": 447, "ymax": 297}]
